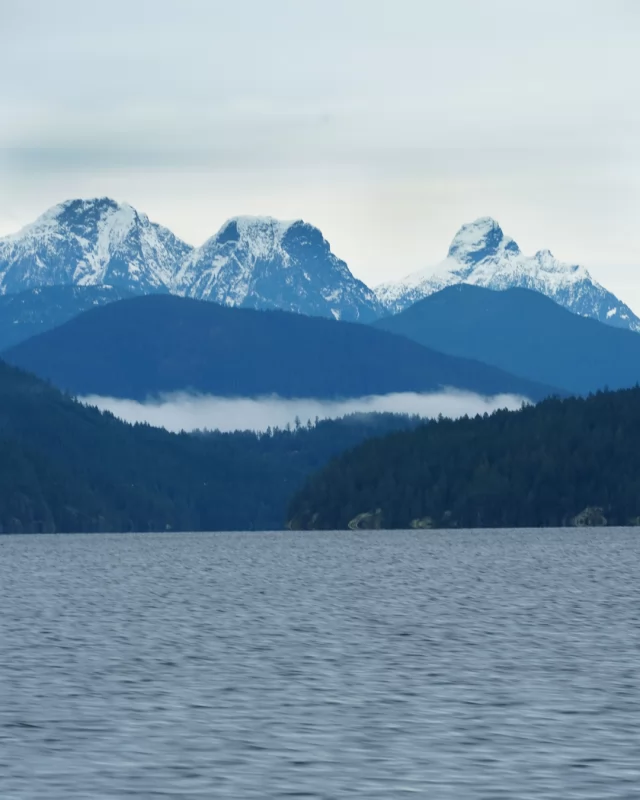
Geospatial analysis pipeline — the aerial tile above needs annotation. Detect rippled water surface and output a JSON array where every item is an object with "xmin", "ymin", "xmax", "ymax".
[{"xmin": 1, "ymin": 529, "xmax": 640, "ymax": 798}]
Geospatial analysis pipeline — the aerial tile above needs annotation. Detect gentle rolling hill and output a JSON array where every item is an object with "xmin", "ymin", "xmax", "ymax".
[{"xmin": 2, "ymin": 294, "xmax": 558, "ymax": 402}]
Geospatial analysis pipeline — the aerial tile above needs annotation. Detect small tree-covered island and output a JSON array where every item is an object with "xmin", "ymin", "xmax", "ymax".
[{"xmin": 288, "ymin": 388, "xmax": 640, "ymax": 531}]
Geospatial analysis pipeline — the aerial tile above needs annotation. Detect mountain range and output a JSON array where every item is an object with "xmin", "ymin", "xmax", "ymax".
[
  {"xmin": 0, "ymin": 198, "xmax": 636, "ymax": 333},
  {"xmin": 0, "ymin": 199, "xmax": 380, "ymax": 323},
  {"xmin": 376, "ymin": 217, "xmax": 640, "ymax": 332},
  {"xmin": 374, "ymin": 284, "xmax": 640, "ymax": 396},
  {"xmin": 2, "ymin": 294, "xmax": 557, "ymax": 402},
  {"xmin": 2, "ymin": 198, "xmax": 640, "ymax": 535}
]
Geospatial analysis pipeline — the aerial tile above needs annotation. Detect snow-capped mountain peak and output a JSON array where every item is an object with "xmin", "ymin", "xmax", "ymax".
[
  {"xmin": 0, "ymin": 201, "xmax": 382, "ymax": 322},
  {"xmin": 447, "ymin": 217, "xmax": 520, "ymax": 266},
  {"xmin": 532, "ymin": 248, "xmax": 583, "ymax": 276},
  {"xmin": 177, "ymin": 216, "xmax": 382, "ymax": 322},
  {"xmin": 5, "ymin": 200, "xmax": 635, "ymax": 333},
  {"xmin": 0, "ymin": 197, "xmax": 193, "ymax": 295},
  {"xmin": 213, "ymin": 216, "xmax": 298, "ymax": 259},
  {"xmin": 5, "ymin": 198, "xmax": 140, "ymax": 254},
  {"xmin": 376, "ymin": 219, "xmax": 640, "ymax": 332}
]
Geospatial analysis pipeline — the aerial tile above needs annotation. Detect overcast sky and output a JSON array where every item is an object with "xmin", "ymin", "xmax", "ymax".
[{"xmin": 1, "ymin": 0, "xmax": 638, "ymax": 300}]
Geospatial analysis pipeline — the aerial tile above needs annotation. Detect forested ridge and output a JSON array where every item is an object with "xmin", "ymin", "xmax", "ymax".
[
  {"xmin": 0, "ymin": 285, "xmax": 134, "ymax": 351},
  {"xmin": 3, "ymin": 294, "xmax": 558, "ymax": 401},
  {"xmin": 0, "ymin": 358, "xmax": 419, "ymax": 533},
  {"xmin": 374, "ymin": 284, "xmax": 640, "ymax": 396},
  {"xmin": 288, "ymin": 388, "xmax": 640, "ymax": 530}
]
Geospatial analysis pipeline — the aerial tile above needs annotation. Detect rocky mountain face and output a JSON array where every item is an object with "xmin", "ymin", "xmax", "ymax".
[
  {"xmin": 376, "ymin": 217, "xmax": 640, "ymax": 332},
  {"xmin": 0, "ymin": 201, "xmax": 381, "ymax": 322},
  {"xmin": 0, "ymin": 198, "xmax": 192, "ymax": 295},
  {"xmin": 176, "ymin": 216, "xmax": 382, "ymax": 322},
  {"xmin": 2, "ymin": 203, "xmax": 636, "ymax": 331}
]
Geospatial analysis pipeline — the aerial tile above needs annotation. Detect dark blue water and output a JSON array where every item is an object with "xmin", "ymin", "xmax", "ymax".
[{"xmin": 1, "ymin": 529, "xmax": 639, "ymax": 798}]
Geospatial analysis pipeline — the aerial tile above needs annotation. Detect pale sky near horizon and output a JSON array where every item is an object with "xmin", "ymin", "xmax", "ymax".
[{"xmin": 1, "ymin": 1, "xmax": 638, "ymax": 301}]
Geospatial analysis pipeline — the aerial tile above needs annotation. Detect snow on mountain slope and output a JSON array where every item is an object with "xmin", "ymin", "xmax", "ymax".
[
  {"xmin": 176, "ymin": 216, "xmax": 383, "ymax": 322},
  {"xmin": 0, "ymin": 202, "xmax": 381, "ymax": 323},
  {"xmin": 376, "ymin": 218, "xmax": 640, "ymax": 332},
  {"xmin": 5, "ymin": 202, "xmax": 634, "ymax": 333},
  {"xmin": 0, "ymin": 198, "xmax": 193, "ymax": 295}
]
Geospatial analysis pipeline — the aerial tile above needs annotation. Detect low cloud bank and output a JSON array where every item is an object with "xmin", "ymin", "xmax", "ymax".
[{"xmin": 80, "ymin": 390, "xmax": 530, "ymax": 434}]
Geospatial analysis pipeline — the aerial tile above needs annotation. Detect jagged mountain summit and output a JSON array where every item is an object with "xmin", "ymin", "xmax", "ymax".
[
  {"xmin": 376, "ymin": 217, "xmax": 640, "ymax": 332},
  {"xmin": 5, "ymin": 202, "xmax": 635, "ymax": 330},
  {"xmin": 0, "ymin": 201, "xmax": 382, "ymax": 323},
  {"xmin": 176, "ymin": 216, "xmax": 383, "ymax": 322},
  {"xmin": 0, "ymin": 198, "xmax": 193, "ymax": 296}
]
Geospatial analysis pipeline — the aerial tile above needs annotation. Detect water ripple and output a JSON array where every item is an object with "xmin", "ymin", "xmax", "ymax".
[{"xmin": 1, "ymin": 528, "xmax": 639, "ymax": 798}]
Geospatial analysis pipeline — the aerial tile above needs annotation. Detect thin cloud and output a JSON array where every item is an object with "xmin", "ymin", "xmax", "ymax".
[{"xmin": 81, "ymin": 390, "xmax": 530, "ymax": 433}]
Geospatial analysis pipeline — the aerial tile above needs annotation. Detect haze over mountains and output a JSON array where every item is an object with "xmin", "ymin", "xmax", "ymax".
[{"xmin": 0, "ymin": 198, "xmax": 636, "ymax": 333}]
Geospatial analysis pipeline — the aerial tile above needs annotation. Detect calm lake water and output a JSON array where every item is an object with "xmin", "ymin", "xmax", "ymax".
[{"xmin": 1, "ymin": 529, "xmax": 639, "ymax": 799}]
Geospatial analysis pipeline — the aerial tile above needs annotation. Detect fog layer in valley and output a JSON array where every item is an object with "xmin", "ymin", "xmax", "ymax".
[{"xmin": 81, "ymin": 390, "xmax": 529, "ymax": 433}]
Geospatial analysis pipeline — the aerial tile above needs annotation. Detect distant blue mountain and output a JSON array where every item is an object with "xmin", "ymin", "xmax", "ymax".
[
  {"xmin": 3, "ymin": 201, "xmax": 637, "ymax": 334},
  {"xmin": 0, "ymin": 285, "xmax": 134, "ymax": 351},
  {"xmin": 376, "ymin": 217, "xmax": 640, "ymax": 332},
  {"xmin": 374, "ymin": 284, "xmax": 640, "ymax": 395},
  {"xmin": 3, "ymin": 294, "xmax": 558, "ymax": 402}
]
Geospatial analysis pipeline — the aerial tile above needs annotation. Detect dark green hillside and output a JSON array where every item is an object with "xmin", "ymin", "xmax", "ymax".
[
  {"xmin": 374, "ymin": 284, "xmax": 640, "ymax": 395},
  {"xmin": 0, "ymin": 358, "xmax": 419, "ymax": 533},
  {"xmin": 3, "ymin": 294, "xmax": 558, "ymax": 401},
  {"xmin": 288, "ymin": 387, "xmax": 640, "ymax": 530}
]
